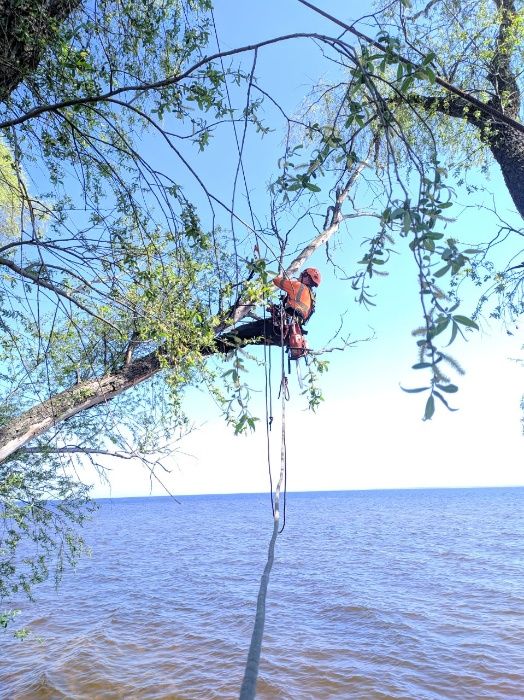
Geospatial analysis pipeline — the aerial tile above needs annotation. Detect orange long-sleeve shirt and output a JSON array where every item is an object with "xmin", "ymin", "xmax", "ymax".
[{"xmin": 273, "ymin": 275, "xmax": 313, "ymax": 321}]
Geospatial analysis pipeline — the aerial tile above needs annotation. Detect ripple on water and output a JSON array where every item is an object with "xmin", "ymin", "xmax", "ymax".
[{"xmin": 1, "ymin": 489, "xmax": 523, "ymax": 699}]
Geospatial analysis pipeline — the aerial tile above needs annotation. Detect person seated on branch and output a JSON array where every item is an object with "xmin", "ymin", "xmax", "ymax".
[{"xmin": 272, "ymin": 267, "xmax": 321, "ymax": 323}]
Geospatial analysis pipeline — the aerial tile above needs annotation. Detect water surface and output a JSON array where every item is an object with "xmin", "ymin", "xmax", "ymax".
[{"xmin": 1, "ymin": 488, "xmax": 523, "ymax": 699}]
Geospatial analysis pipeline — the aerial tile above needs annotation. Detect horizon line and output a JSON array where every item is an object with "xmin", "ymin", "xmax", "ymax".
[{"xmin": 93, "ymin": 484, "xmax": 524, "ymax": 501}]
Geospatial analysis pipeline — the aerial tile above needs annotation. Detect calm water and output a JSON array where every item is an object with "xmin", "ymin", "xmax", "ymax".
[{"xmin": 1, "ymin": 488, "xmax": 523, "ymax": 699}]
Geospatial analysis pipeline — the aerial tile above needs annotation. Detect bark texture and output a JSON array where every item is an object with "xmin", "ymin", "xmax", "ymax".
[
  {"xmin": 0, "ymin": 350, "xmax": 162, "ymax": 462},
  {"xmin": 0, "ymin": 0, "xmax": 79, "ymax": 102},
  {"xmin": 490, "ymin": 128, "xmax": 524, "ymax": 218},
  {"xmin": 485, "ymin": 0, "xmax": 524, "ymax": 218}
]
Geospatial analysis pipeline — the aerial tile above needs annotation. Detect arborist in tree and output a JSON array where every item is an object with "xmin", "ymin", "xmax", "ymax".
[{"xmin": 272, "ymin": 267, "xmax": 321, "ymax": 360}]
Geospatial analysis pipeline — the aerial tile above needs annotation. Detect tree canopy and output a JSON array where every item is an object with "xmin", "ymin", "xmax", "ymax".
[{"xmin": 1, "ymin": 0, "xmax": 523, "ymax": 625}]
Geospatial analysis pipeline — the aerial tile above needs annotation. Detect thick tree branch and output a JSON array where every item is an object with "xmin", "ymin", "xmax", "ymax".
[
  {"xmin": 400, "ymin": 86, "xmax": 524, "ymax": 219},
  {"xmin": 299, "ymin": 0, "xmax": 524, "ymax": 219},
  {"xmin": 0, "ymin": 349, "xmax": 160, "ymax": 462},
  {"xmin": 1, "ymin": 33, "xmax": 341, "ymax": 129},
  {"xmin": 0, "ymin": 319, "xmax": 281, "ymax": 463},
  {"xmin": 400, "ymin": 94, "xmax": 488, "ymax": 130},
  {"xmin": 285, "ymin": 162, "xmax": 367, "ymax": 277},
  {"xmin": 297, "ymin": 0, "xmax": 524, "ymax": 137}
]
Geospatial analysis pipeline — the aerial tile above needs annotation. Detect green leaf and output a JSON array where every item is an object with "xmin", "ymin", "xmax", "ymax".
[
  {"xmin": 401, "ymin": 75, "xmax": 414, "ymax": 92},
  {"xmin": 403, "ymin": 210, "xmax": 411, "ymax": 233},
  {"xmin": 434, "ymin": 264, "xmax": 451, "ymax": 278},
  {"xmin": 423, "ymin": 394, "xmax": 435, "ymax": 420},
  {"xmin": 411, "ymin": 362, "xmax": 432, "ymax": 369},
  {"xmin": 422, "ymin": 52, "xmax": 437, "ymax": 66},
  {"xmin": 452, "ymin": 315, "xmax": 479, "ymax": 330},
  {"xmin": 436, "ymin": 383, "xmax": 458, "ymax": 393},
  {"xmin": 390, "ymin": 207, "xmax": 405, "ymax": 219},
  {"xmin": 434, "ymin": 265, "xmax": 451, "ymax": 277},
  {"xmin": 429, "ymin": 317, "xmax": 450, "ymax": 338},
  {"xmin": 304, "ymin": 182, "xmax": 321, "ymax": 193},
  {"xmin": 447, "ymin": 321, "xmax": 459, "ymax": 346},
  {"xmin": 433, "ymin": 391, "xmax": 459, "ymax": 411},
  {"xmin": 400, "ymin": 385, "xmax": 430, "ymax": 393},
  {"xmin": 424, "ymin": 67, "xmax": 436, "ymax": 84}
]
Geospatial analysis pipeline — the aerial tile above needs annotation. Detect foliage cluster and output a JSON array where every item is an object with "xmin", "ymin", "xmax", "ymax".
[{"xmin": 1, "ymin": 450, "xmax": 94, "ymax": 635}]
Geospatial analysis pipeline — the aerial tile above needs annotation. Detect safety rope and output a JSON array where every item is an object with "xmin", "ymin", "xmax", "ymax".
[
  {"xmin": 278, "ymin": 302, "xmax": 288, "ymax": 533},
  {"xmin": 263, "ymin": 303, "xmax": 275, "ymax": 514},
  {"xmin": 239, "ymin": 374, "xmax": 288, "ymax": 700},
  {"xmin": 239, "ymin": 295, "xmax": 289, "ymax": 699}
]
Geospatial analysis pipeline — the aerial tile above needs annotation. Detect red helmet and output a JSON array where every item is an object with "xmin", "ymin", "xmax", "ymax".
[{"xmin": 301, "ymin": 267, "xmax": 321, "ymax": 286}]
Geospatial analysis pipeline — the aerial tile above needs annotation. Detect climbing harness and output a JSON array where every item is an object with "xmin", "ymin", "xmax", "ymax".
[
  {"xmin": 269, "ymin": 300, "xmax": 311, "ymax": 389},
  {"xmin": 287, "ymin": 318, "xmax": 308, "ymax": 360}
]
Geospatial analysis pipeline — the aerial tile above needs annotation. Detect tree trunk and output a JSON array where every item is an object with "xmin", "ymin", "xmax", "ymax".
[
  {"xmin": 406, "ymin": 94, "xmax": 524, "ymax": 220},
  {"xmin": 490, "ymin": 128, "xmax": 524, "ymax": 219},
  {"xmin": 0, "ymin": 0, "xmax": 79, "ymax": 103},
  {"xmin": 485, "ymin": 0, "xmax": 524, "ymax": 217}
]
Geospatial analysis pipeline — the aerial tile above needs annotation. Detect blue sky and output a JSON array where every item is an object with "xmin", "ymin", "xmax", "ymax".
[{"xmin": 82, "ymin": 0, "xmax": 523, "ymax": 497}]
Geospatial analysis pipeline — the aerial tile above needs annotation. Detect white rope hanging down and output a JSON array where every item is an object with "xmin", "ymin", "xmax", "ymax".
[{"xmin": 239, "ymin": 378, "xmax": 288, "ymax": 699}]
